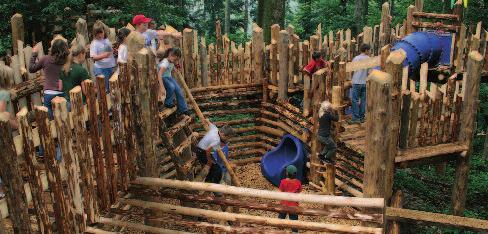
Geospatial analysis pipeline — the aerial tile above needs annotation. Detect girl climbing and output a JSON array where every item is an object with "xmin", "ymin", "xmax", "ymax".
[
  {"xmin": 317, "ymin": 100, "xmax": 339, "ymax": 164},
  {"xmin": 157, "ymin": 47, "xmax": 189, "ymax": 115}
]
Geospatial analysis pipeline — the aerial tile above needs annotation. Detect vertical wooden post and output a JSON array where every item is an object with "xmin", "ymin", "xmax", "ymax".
[
  {"xmin": 388, "ymin": 190, "xmax": 403, "ymax": 234},
  {"xmin": 380, "ymin": 2, "xmax": 391, "ymax": 48},
  {"xmin": 209, "ymin": 44, "xmax": 216, "ymax": 86},
  {"xmin": 183, "ymin": 28, "xmax": 194, "ymax": 88},
  {"xmin": 133, "ymin": 48, "xmax": 159, "ymax": 178},
  {"xmin": 385, "ymin": 50, "xmax": 405, "ymax": 201},
  {"xmin": 11, "ymin": 13, "xmax": 24, "ymax": 55},
  {"xmin": 278, "ymin": 30, "xmax": 289, "ymax": 101},
  {"xmin": 408, "ymin": 92, "xmax": 420, "ymax": 148},
  {"xmin": 405, "ymin": 6, "xmax": 415, "ymax": 35},
  {"xmin": 52, "ymin": 97, "xmax": 85, "ymax": 232},
  {"xmin": 216, "ymin": 21, "xmax": 222, "ymax": 84},
  {"xmin": 0, "ymin": 113, "xmax": 32, "ymax": 234},
  {"xmin": 83, "ymin": 79, "xmax": 110, "ymax": 210},
  {"xmin": 200, "ymin": 37, "xmax": 209, "ymax": 87},
  {"xmin": 17, "ymin": 108, "xmax": 52, "ymax": 233},
  {"xmin": 452, "ymin": 51, "xmax": 483, "ymax": 216},
  {"xmin": 309, "ymin": 69, "xmax": 328, "ymax": 185},
  {"xmin": 252, "ymin": 26, "xmax": 264, "ymax": 84},
  {"xmin": 110, "ymin": 76, "xmax": 127, "ymax": 191},
  {"xmin": 325, "ymin": 164, "xmax": 336, "ymax": 195},
  {"xmin": 399, "ymin": 91, "xmax": 411, "ymax": 149},
  {"xmin": 76, "ymin": 18, "xmax": 90, "ymax": 46},
  {"xmin": 34, "ymin": 106, "xmax": 71, "ymax": 233},
  {"xmin": 271, "ymin": 24, "xmax": 280, "ymax": 44},
  {"xmin": 364, "ymin": 70, "xmax": 392, "ymax": 198},
  {"xmin": 415, "ymin": 0, "xmax": 424, "ymax": 12},
  {"xmin": 96, "ymin": 75, "xmax": 117, "ymax": 203},
  {"xmin": 270, "ymin": 41, "xmax": 278, "ymax": 85},
  {"xmin": 70, "ymin": 86, "xmax": 97, "ymax": 223}
]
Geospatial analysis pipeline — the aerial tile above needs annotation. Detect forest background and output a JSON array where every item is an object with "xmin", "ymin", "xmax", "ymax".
[{"xmin": 0, "ymin": 0, "xmax": 487, "ymax": 233}]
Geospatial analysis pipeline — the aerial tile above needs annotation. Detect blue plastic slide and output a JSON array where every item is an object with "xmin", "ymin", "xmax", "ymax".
[
  {"xmin": 391, "ymin": 31, "xmax": 452, "ymax": 80},
  {"xmin": 260, "ymin": 134, "xmax": 307, "ymax": 187}
]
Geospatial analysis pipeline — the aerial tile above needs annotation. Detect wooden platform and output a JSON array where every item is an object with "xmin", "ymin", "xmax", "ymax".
[{"xmin": 337, "ymin": 122, "xmax": 467, "ymax": 168}]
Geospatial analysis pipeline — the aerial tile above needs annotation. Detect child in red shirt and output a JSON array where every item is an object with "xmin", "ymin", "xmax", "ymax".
[
  {"xmin": 302, "ymin": 51, "xmax": 328, "ymax": 75},
  {"xmin": 278, "ymin": 165, "xmax": 302, "ymax": 233}
]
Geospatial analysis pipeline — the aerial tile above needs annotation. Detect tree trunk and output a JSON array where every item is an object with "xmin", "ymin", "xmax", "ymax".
[
  {"xmin": 257, "ymin": 0, "xmax": 265, "ymax": 27},
  {"xmin": 354, "ymin": 0, "xmax": 364, "ymax": 35},
  {"xmin": 244, "ymin": 0, "xmax": 249, "ymax": 35},
  {"xmin": 224, "ymin": 0, "xmax": 230, "ymax": 35},
  {"xmin": 261, "ymin": 0, "xmax": 286, "ymax": 43}
]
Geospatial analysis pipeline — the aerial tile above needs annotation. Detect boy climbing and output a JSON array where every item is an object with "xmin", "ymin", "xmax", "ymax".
[
  {"xmin": 157, "ymin": 47, "xmax": 190, "ymax": 115},
  {"xmin": 278, "ymin": 165, "xmax": 302, "ymax": 233},
  {"xmin": 196, "ymin": 120, "xmax": 236, "ymax": 185},
  {"xmin": 317, "ymin": 100, "xmax": 339, "ymax": 164},
  {"xmin": 302, "ymin": 51, "xmax": 328, "ymax": 75}
]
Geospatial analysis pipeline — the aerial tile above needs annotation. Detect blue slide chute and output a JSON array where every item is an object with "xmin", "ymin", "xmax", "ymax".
[
  {"xmin": 260, "ymin": 134, "xmax": 307, "ymax": 187},
  {"xmin": 391, "ymin": 31, "xmax": 452, "ymax": 79}
]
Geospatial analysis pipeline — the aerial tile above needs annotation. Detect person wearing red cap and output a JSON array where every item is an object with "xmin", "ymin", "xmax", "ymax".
[{"xmin": 132, "ymin": 14, "xmax": 158, "ymax": 53}]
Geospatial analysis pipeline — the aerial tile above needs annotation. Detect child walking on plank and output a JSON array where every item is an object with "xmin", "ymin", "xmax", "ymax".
[
  {"xmin": 157, "ymin": 47, "xmax": 189, "ymax": 115},
  {"xmin": 317, "ymin": 100, "xmax": 339, "ymax": 164},
  {"xmin": 278, "ymin": 165, "xmax": 302, "ymax": 233}
]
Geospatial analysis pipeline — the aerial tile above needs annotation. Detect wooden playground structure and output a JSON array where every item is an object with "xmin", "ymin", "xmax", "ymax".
[{"xmin": 1, "ymin": 0, "xmax": 488, "ymax": 233}]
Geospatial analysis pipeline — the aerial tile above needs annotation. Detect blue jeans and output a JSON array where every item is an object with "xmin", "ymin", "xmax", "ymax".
[
  {"xmin": 44, "ymin": 93, "xmax": 64, "ymax": 120},
  {"xmin": 278, "ymin": 213, "xmax": 298, "ymax": 232},
  {"xmin": 162, "ymin": 76, "xmax": 188, "ymax": 113},
  {"xmin": 94, "ymin": 67, "xmax": 115, "ymax": 93},
  {"xmin": 351, "ymin": 84, "xmax": 366, "ymax": 121}
]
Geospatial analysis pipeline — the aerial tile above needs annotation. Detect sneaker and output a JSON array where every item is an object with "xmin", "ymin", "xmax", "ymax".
[
  {"xmin": 164, "ymin": 103, "xmax": 176, "ymax": 109},
  {"xmin": 347, "ymin": 119, "xmax": 360, "ymax": 125},
  {"xmin": 360, "ymin": 118, "xmax": 365, "ymax": 123},
  {"xmin": 180, "ymin": 110, "xmax": 191, "ymax": 116}
]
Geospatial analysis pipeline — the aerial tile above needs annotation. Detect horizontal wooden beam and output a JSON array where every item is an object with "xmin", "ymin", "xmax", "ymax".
[
  {"xmin": 412, "ymin": 12, "xmax": 459, "ymax": 20},
  {"xmin": 190, "ymin": 83, "xmax": 262, "ymax": 92},
  {"xmin": 386, "ymin": 207, "xmax": 488, "ymax": 231},
  {"xmin": 98, "ymin": 217, "xmax": 191, "ymax": 234},
  {"xmin": 395, "ymin": 143, "xmax": 467, "ymax": 163},
  {"xmin": 119, "ymin": 198, "xmax": 383, "ymax": 233},
  {"xmin": 412, "ymin": 22, "xmax": 459, "ymax": 32},
  {"xmin": 131, "ymin": 177, "xmax": 385, "ymax": 208}
]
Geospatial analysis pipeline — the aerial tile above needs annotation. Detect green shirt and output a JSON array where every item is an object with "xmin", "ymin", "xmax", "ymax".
[{"xmin": 60, "ymin": 62, "xmax": 89, "ymax": 101}]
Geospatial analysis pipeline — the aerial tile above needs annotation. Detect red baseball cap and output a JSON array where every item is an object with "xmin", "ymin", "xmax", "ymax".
[{"xmin": 132, "ymin": 14, "xmax": 152, "ymax": 25}]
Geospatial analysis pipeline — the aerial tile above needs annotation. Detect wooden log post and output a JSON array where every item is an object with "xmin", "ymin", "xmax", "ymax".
[
  {"xmin": 16, "ymin": 108, "xmax": 52, "ymax": 233},
  {"xmin": 200, "ymin": 37, "xmax": 209, "ymax": 87},
  {"xmin": 183, "ymin": 28, "xmax": 194, "ymax": 88},
  {"xmin": 452, "ymin": 51, "xmax": 483, "ymax": 216},
  {"xmin": 109, "ymin": 76, "xmax": 128, "ymax": 191},
  {"xmin": 83, "ymin": 79, "xmax": 110, "ymax": 210},
  {"xmin": 278, "ymin": 30, "xmax": 289, "ymax": 101},
  {"xmin": 270, "ymin": 41, "xmax": 278, "ymax": 85},
  {"xmin": 408, "ymin": 92, "xmax": 420, "ymax": 148},
  {"xmin": 11, "ymin": 14, "xmax": 24, "ymax": 55},
  {"xmin": 96, "ymin": 76, "xmax": 117, "ymax": 203},
  {"xmin": 310, "ymin": 69, "xmax": 328, "ymax": 184},
  {"xmin": 134, "ymin": 48, "xmax": 159, "ymax": 178},
  {"xmin": 405, "ymin": 6, "xmax": 416, "ymax": 35},
  {"xmin": 399, "ymin": 91, "xmax": 411, "ymax": 149},
  {"xmin": 388, "ymin": 190, "xmax": 403, "ymax": 234},
  {"xmin": 34, "ymin": 106, "xmax": 71, "ymax": 233},
  {"xmin": 70, "ymin": 86, "xmax": 97, "ymax": 223},
  {"xmin": 0, "ymin": 113, "xmax": 32, "ymax": 233},
  {"xmin": 52, "ymin": 97, "xmax": 85, "ymax": 232},
  {"xmin": 174, "ymin": 72, "xmax": 241, "ymax": 186},
  {"xmin": 364, "ymin": 70, "xmax": 392, "ymax": 198},
  {"xmin": 380, "ymin": 2, "xmax": 391, "ymax": 48},
  {"xmin": 76, "ymin": 18, "xmax": 90, "ymax": 46},
  {"xmin": 385, "ymin": 50, "xmax": 406, "ymax": 201},
  {"xmin": 252, "ymin": 26, "xmax": 264, "ymax": 84}
]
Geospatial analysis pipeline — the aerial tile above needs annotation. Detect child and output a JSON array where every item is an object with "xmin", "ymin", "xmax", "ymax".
[
  {"xmin": 302, "ymin": 51, "xmax": 328, "ymax": 75},
  {"xmin": 60, "ymin": 43, "xmax": 89, "ymax": 109},
  {"xmin": 132, "ymin": 14, "xmax": 158, "ymax": 53},
  {"xmin": 196, "ymin": 120, "xmax": 235, "ymax": 185},
  {"xmin": 29, "ymin": 37, "xmax": 69, "ymax": 120},
  {"xmin": 90, "ymin": 21, "xmax": 116, "ymax": 93},
  {"xmin": 349, "ymin": 44, "xmax": 371, "ymax": 124},
  {"xmin": 317, "ymin": 100, "xmax": 339, "ymax": 163},
  {"xmin": 116, "ymin": 28, "xmax": 131, "ymax": 64},
  {"xmin": 157, "ymin": 47, "xmax": 189, "ymax": 115},
  {"xmin": 278, "ymin": 165, "xmax": 302, "ymax": 233}
]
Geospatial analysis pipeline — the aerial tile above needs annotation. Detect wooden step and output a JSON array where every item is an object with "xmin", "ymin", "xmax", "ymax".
[
  {"xmin": 159, "ymin": 106, "xmax": 177, "ymax": 119},
  {"xmin": 164, "ymin": 115, "xmax": 192, "ymax": 138},
  {"xmin": 173, "ymin": 132, "xmax": 198, "ymax": 156}
]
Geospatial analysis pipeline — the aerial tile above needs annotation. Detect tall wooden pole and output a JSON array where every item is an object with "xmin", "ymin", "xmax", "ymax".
[
  {"xmin": 11, "ymin": 14, "xmax": 24, "ymax": 55},
  {"xmin": 174, "ymin": 71, "xmax": 241, "ymax": 187},
  {"xmin": 0, "ymin": 113, "xmax": 32, "ymax": 233},
  {"xmin": 278, "ymin": 30, "xmax": 289, "ymax": 101},
  {"xmin": 452, "ymin": 51, "xmax": 483, "ymax": 216},
  {"xmin": 364, "ymin": 70, "xmax": 392, "ymax": 198},
  {"xmin": 385, "ymin": 50, "xmax": 405, "ymax": 201}
]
